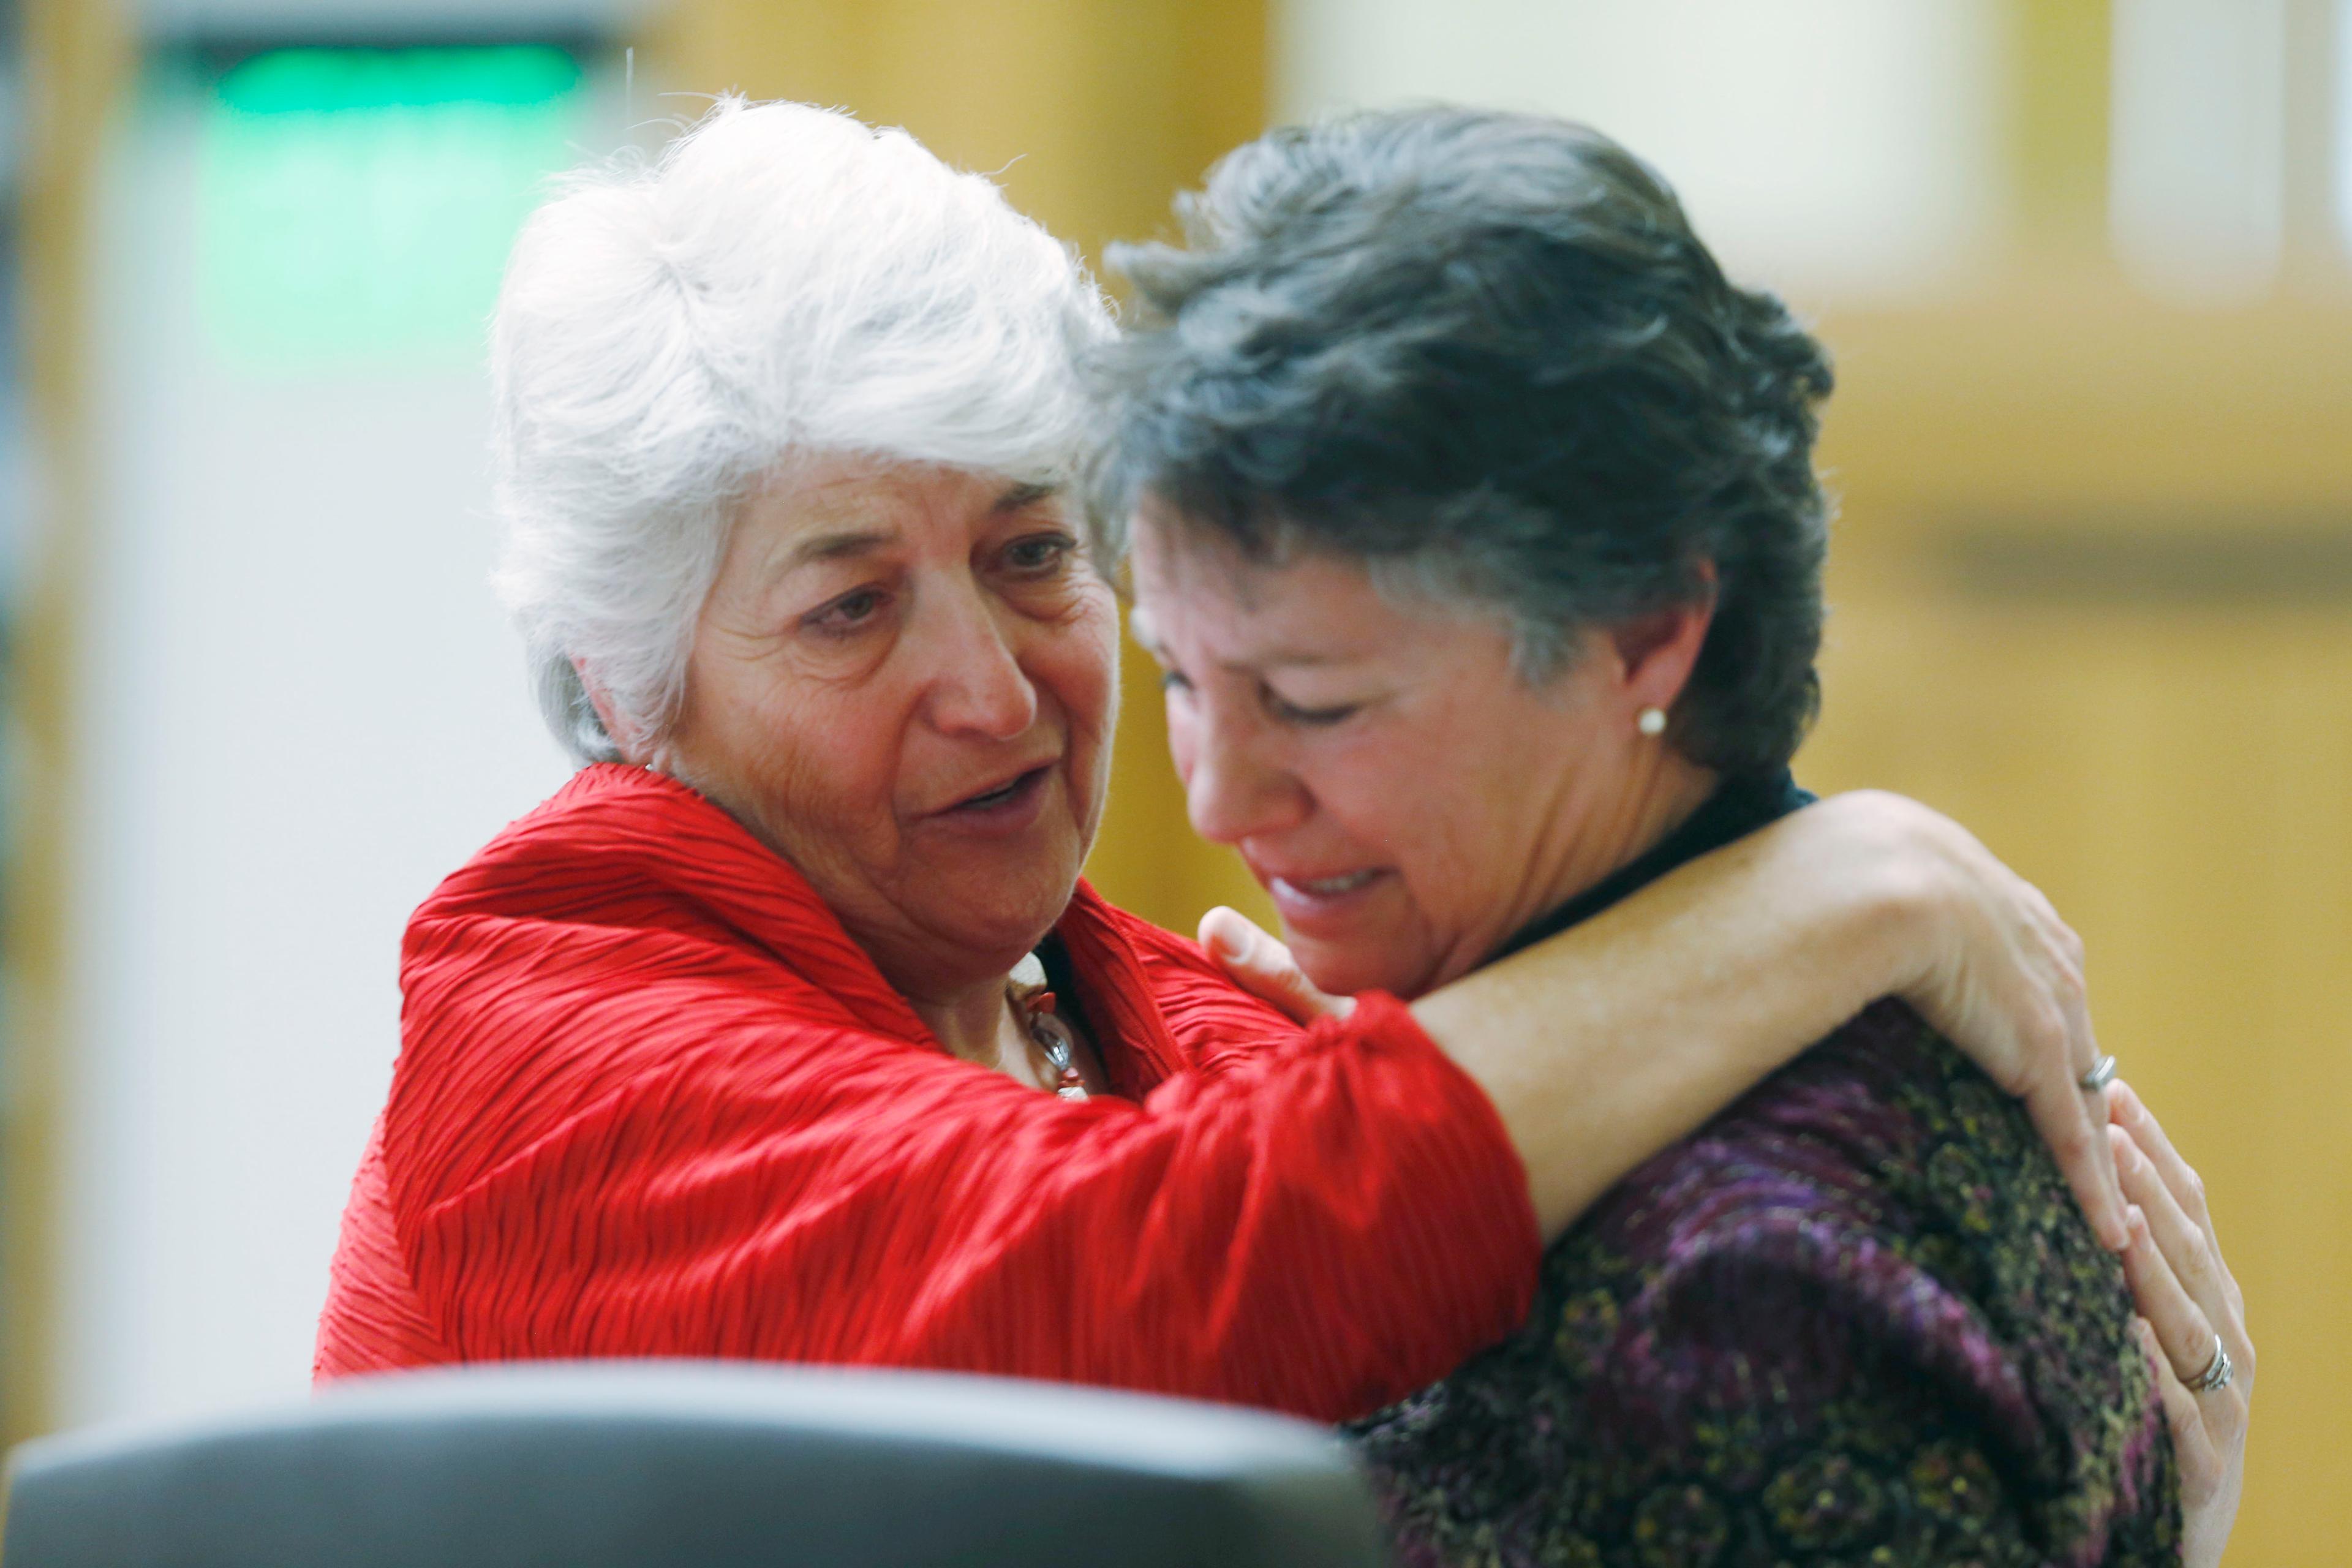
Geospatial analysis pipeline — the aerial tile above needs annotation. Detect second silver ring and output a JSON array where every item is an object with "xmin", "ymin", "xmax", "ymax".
[{"xmin": 2187, "ymin": 1335, "xmax": 2234, "ymax": 1394}]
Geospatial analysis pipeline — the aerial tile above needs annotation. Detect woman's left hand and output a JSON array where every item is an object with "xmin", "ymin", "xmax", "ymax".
[{"xmin": 2109, "ymin": 1079, "xmax": 2250, "ymax": 1568}]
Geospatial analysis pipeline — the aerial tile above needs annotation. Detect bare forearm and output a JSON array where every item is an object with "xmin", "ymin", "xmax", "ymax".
[
  {"xmin": 1412, "ymin": 797, "xmax": 1924, "ymax": 1235},
  {"xmin": 1215, "ymin": 790, "xmax": 2119, "ymax": 1248}
]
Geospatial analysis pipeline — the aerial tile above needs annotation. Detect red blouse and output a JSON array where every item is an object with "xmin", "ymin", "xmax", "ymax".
[{"xmin": 315, "ymin": 764, "xmax": 1540, "ymax": 1422}]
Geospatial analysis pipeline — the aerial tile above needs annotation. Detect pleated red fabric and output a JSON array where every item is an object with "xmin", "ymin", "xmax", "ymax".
[{"xmin": 314, "ymin": 764, "xmax": 1539, "ymax": 1422}]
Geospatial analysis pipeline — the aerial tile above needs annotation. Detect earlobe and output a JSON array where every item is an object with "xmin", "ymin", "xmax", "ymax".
[{"xmin": 573, "ymin": 656, "xmax": 645, "ymax": 764}]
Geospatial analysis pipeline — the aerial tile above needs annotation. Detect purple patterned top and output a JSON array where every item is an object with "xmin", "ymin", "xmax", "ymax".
[{"xmin": 1348, "ymin": 776, "xmax": 2179, "ymax": 1566}]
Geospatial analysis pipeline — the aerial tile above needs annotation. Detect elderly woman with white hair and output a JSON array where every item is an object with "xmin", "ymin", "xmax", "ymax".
[{"xmin": 319, "ymin": 101, "xmax": 2173, "ymax": 1435}]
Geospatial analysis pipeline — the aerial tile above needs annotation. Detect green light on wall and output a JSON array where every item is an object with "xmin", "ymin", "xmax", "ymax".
[{"xmin": 200, "ymin": 46, "xmax": 589, "ymax": 371}]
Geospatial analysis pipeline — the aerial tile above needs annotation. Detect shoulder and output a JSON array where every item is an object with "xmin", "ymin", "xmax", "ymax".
[
  {"xmin": 390, "ymin": 766, "xmax": 938, "ymax": 1202},
  {"xmin": 412, "ymin": 763, "xmax": 785, "ymax": 930},
  {"xmin": 404, "ymin": 763, "xmax": 907, "ymax": 1022},
  {"xmin": 1069, "ymin": 893, "xmax": 1223, "ymax": 989},
  {"xmin": 1561, "ymin": 1008, "xmax": 2082, "ymax": 1436},
  {"xmin": 1359, "ymin": 1004, "xmax": 2174, "ymax": 1564},
  {"xmin": 1561, "ymin": 1044, "xmax": 2042, "ymax": 1453},
  {"xmin": 1059, "ymin": 887, "xmax": 1299, "ymax": 1071},
  {"xmin": 1540, "ymin": 1005, "xmax": 2168, "ymax": 1558}
]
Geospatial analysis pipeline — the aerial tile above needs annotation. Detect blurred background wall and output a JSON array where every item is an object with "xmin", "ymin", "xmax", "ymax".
[{"xmin": 5, "ymin": 2, "xmax": 2345, "ymax": 1563}]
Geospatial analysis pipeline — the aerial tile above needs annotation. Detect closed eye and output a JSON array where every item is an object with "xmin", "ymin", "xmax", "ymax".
[{"xmin": 1265, "ymin": 690, "xmax": 1359, "ymax": 726}]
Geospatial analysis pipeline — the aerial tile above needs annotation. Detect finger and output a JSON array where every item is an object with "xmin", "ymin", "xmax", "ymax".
[
  {"xmin": 2111, "ymin": 1080, "xmax": 2243, "ymax": 1330},
  {"xmin": 2137, "ymin": 1317, "xmax": 2222, "ymax": 1504},
  {"xmin": 2020, "ymin": 884, "xmax": 2098, "ymax": 1080},
  {"xmin": 2027, "ymin": 1046, "xmax": 2130, "ymax": 1251},
  {"xmin": 2113, "ymin": 1123, "xmax": 2244, "ymax": 1362},
  {"xmin": 2056, "ymin": 944, "xmax": 2098, "ymax": 1085},
  {"xmin": 1196, "ymin": 907, "xmax": 1348, "ymax": 1024},
  {"xmin": 2109, "ymin": 1079, "xmax": 2215, "ymax": 1240},
  {"xmin": 2120, "ymin": 1203, "xmax": 2220, "ymax": 1385},
  {"xmin": 2010, "ymin": 889, "xmax": 2127, "ymax": 1247},
  {"xmin": 1198, "ymin": 904, "xmax": 1257, "ymax": 962}
]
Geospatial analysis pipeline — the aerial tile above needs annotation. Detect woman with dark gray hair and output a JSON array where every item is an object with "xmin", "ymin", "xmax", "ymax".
[{"xmin": 1096, "ymin": 107, "xmax": 2248, "ymax": 1566}]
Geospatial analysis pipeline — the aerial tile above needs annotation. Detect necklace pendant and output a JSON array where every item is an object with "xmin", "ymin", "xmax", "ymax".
[{"xmin": 1010, "ymin": 959, "xmax": 1088, "ymax": 1100}]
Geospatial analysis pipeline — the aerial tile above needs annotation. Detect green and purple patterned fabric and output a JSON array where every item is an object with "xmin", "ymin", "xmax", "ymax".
[{"xmin": 1348, "ymin": 776, "xmax": 2179, "ymax": 1566}]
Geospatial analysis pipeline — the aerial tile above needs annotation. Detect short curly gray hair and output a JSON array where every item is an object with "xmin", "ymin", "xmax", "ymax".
[
  {"xmin": 1089, "ymin": 107, "xmax": 1833, "ymax": 777},
  {"xmin": 492, "ymin": 99, "xmax": 1113, "ymax": 763}
]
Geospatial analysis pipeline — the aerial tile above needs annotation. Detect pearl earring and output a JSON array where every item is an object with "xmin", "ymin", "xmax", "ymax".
[{"xmin": 1637, "ymin": 706, "xmax": 1667, "ymax": 737}]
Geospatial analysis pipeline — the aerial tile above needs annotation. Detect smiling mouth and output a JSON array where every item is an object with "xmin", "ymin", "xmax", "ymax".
[
  {"xmin": 1268, "ymin": 869, "xmax": 1384, "ymax": 899},
  {"xmin": 946, "ymin": 765, "xmax": 1051, "ymax": 814}
]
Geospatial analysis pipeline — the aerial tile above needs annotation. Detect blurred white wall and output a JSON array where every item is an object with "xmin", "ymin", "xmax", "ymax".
[
  {"xmin": 1273, "ymin": 0, "xmax": 2008, "ymax": 300},
  {"xmin": 2110, "ymin": 0, "xmax": 2288, "ymax": 303},
  {"xmin": 2337, "ymin": 0, "xmax": 2352, "ymax": 251},
  {"xmin": 53, "ymin": 56, "xmax": 598, "ymax": 1425}
]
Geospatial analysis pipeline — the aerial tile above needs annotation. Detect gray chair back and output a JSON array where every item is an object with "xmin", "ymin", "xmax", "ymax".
[{"xmin": 1, "ymin": 1362, "xmax": 1389, "ymax": 1567}]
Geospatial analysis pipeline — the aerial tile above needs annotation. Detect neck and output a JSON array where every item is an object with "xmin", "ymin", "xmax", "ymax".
[
  {"xmin": 1564, "ymin": 756, "xmax": 1723, "ymax": 905},
  {"xmin": 899, "ymin": 973, "xmax": 1021, "ymax": 1067},
  {"xmin": 1453, "ymin": 750, "xmax": 1722, "ymax": 989},
  {"xmin": 1551, "ymin": 753, "xmax": 1724, "ymax": 916}
]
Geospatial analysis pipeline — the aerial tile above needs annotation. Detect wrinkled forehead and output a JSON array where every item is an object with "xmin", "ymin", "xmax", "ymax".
[{"xmin": 736, "ymin": 454, "xmax": 1061, "ymax": 563}]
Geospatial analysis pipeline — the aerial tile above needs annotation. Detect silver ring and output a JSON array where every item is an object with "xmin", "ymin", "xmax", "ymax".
[
  {"xmin": 2079, "ymin": 1054, "xmax": 2119, "ymax": 1093},
  {"xmin": 2187, "ymin": 1335, "xmax": 2234, "ymax": 1393}
]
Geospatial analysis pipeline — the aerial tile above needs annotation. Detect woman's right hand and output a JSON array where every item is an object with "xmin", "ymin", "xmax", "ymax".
[{"xmin": 1793, "ymin": 791, "xmax": 2128, "ymax": 1251}]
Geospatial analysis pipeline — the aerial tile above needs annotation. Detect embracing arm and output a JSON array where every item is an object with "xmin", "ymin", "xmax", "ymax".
[
  {"xmin": 388, "ymin": 923, "xmax": 1540, "ymax": 1423},
  {"xmin": 386, "ymin": 783, "xmax": 2108, "ymax": 1425},
  {"xmin": 1222, "ymin": 791, "xmax": 2242, "ymax": 1560},
  {"xmin": 1213, "ymin": 790, "xmax": 2125, "ymax": 1246}
]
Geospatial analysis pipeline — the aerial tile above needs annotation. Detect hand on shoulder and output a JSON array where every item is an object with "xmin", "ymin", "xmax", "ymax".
[{"xmin": 1785, "ymin": 790, "xmax": 2128, "ymax": 1252}]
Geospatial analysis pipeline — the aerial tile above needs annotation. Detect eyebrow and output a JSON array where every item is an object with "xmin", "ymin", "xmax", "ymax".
[
  {"xmin": 1129, "ymin": 605, "xmax": 1362, "ymax": 672},
  {"xmin": 993, "ymin": 480, "xmax": 1060, "ymax": 514},
  {"xmin": 768, "ymin": 482, "xmax": 1063, "ymax": 580},
  {"xmin": 1238, "ymin": 650, "xmax": 1351, "ymax": 670},
  {"xmin": 777, "ymin": 529, "xmax": 895, "ymax": 573}
]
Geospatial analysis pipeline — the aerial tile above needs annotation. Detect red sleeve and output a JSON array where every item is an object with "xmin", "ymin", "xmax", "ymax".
[
  {"xmin": 1116, "ymin": 915, "xmax": 1314, "ymax": 1076},
  {"xmin": 388, "ymin": 914, "xmax": 1539, "ymax": 1423}
]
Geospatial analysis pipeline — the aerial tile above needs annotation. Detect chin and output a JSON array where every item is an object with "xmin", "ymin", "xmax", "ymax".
[
  {"xmin": 1287, "ymin": 933, "xmax": 1434, "ymax": 1002},
  {"xmin": 943, "ymin": 858, "xmax": 1082, "ymax": 960}
]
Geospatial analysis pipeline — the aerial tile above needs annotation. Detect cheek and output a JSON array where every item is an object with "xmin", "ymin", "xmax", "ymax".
[
  {"xmin": 679, "ymin": 633, "xmax": 910, "ymax": 849},
  {"xmin": 1164, "ymin": 696, "xmax": 1199, "ymax": 785},
  {"xmin": 747, "ymin": 685, "xmax": 910, "ymax": 850},
  {"xmin": 1041, "ymin": 594, "xmax": 1120, "ymax": 746},
  {"xmin": 1022, "ymin": 595, "xmax": 1120, "ymax": 831},
  {"xmin": 1300, "ymin": 737, "xmax": 1425, "ymax": 852}
]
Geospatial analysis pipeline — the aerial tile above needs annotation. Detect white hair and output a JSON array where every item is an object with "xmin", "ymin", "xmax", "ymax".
[{"xmin": 491, "ymin": 97, "xmax": 1115, "ymax": 763}]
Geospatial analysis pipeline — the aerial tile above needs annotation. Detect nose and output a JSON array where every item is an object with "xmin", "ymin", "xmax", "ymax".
[
  {"xmin": 1178, "ymin": 699, "xmax": 1307, "ymax": 847},
  {"xmin": 919, "ymin": 580, "xmax": 1039, "ymax": 741}
]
